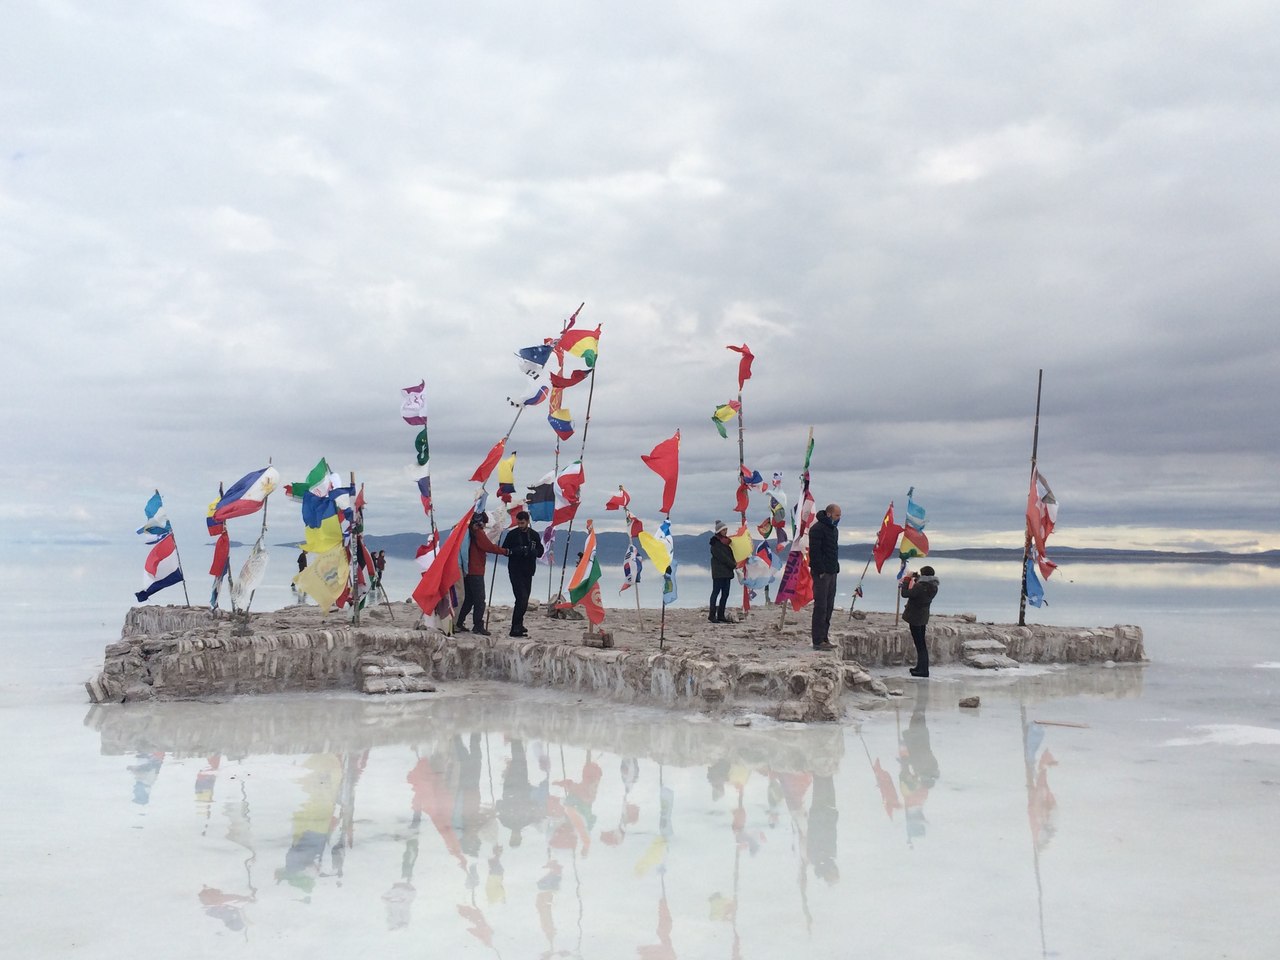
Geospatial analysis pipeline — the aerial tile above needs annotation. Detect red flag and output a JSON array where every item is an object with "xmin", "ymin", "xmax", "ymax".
[
  {"xmin": 628, "ymin": 515, "xmax": 644, "ymax": 538},
  {"xmin": 1026, "ymin": 468, "xmax": 1058, "ymax": 557},
  {"xmin": 872, "ymin": 502, "xmax": 904, "ymax": 573},
  {"xmin": 412, "ymin": 507, "xmax": 475, "ymax": 615},
  {"xmin": 726, "ymin": 343, "xmax": 754, "ymax": 391},
  {"xmin": 209, "ymin": 530, "xmax": 230, "ymax": 577},
  {"xmin": 641, "ymin": 431, "xmax": 680, "ymax": 515},
  {"xmin": 550, "ymin": 368, "xmax": 591, "ymax": 390},
  {"xmin": 734, "ymin": 483, "xmax": 749, "ymax": 514},
  {"xmin": 605, "ymin": 486, "xmax": 630, "ymax": 511},
  {"xmin": 469, "ymin": 439, "xmax": 506, "ymax": 483}
]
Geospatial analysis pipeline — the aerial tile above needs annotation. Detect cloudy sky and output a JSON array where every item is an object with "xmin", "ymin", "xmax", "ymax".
[{"xmin": 4, "ymin": 1, "xmax": 1277, "ymax": 552}]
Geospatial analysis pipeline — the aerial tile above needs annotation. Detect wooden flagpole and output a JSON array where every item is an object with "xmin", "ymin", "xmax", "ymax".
[
  {"xmin": 349, "ymin": 472, "xmax": 362, "ymax": 626},
  {"xmin": 156, "ymin": 488, "xmax": 192, "ymax": 607},
  {"xmin": 778, "ymin": 427, "xmax": 814, "ymax": 631},
  {"xmin": 543, "ymin": 304, "xmax": 582, "ymax": 604},
  {"xmin": 484, "ymin": 404, "xmax": 528, "ymax": 631},
  {"xmin": 735, "ymin": 384, "xmax": 749, "ymax": 617},
  {"xmin": 1019, "ymin": 369, "xmax": 1044, "ymax": 626},
  {"xmin": 214, "ymin": 481, "xmax": 237, "ymax": 615}
]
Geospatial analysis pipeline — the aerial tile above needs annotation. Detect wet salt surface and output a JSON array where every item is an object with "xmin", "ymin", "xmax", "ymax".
[{"xmin": 2, "ymin": 548, "xmax": 1279, "ymax": 958}]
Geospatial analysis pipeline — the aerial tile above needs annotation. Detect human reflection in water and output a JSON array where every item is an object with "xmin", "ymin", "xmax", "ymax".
[
  {"xmin": 899, "ymin": 684, "xmax": 941, "ymax": 845},
  {"xmin": 497, "ymin": 738, "xmax": 549, "ymax": 848},
  {"xmin": 452, "ymin": 733, "xmax": 488, "ymax": 859},
  {"xmin": 806, "ymin": 772, "xmax": 839, "ymax": 884},
  {"xmin": 128, "ymin": 751, "xmax": 165, "ymax": 805},
  {"xmin": 600, "ymin": 757, "xmax": 641, "ymax": 847},
  {"xmin": 275, "ymin": 755, "xmax": 342, "ymax": 899}
]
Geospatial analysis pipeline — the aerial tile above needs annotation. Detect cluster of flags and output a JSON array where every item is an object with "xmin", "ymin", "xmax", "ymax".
[{"xmin": 205, "ymin": 466, "xmax": 281, "ymax": 611}]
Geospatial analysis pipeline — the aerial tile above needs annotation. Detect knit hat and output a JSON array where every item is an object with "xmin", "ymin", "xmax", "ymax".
[{"xmin": 714, "ymin": 520, "xmax": 728, "ymax": 534}]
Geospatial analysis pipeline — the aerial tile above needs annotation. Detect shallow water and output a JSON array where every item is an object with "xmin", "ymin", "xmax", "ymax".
[{"xmin": 1, "ymin": 545, "xmax": 1278, "ymax": 958}]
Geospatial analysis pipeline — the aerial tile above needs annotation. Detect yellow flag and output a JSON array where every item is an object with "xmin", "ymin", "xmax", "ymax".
[
  {"xmin": 293, "ymin": 544, "xmax": 349, "ymax": 612},
  {"xmin": 729, "ymin": 525, "xmax": 753, "ymax": 564},
  {"xmin": 302, "ymin": 513, "xmax": 343, "ymax": 554},
  {"xmin": 637, "ymin": 531, "xmax": 672, "ymax": 575}
]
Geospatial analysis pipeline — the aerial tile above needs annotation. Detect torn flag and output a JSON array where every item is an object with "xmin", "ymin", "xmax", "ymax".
[
  {"xmin": 136, "ymin": 533, "xmax": 183, "ymax": 602},
  {"xmin": 641, "ymin": 431, "xmax": 680, "ymax": 515},
  {"xmin": 726, "ymin": 343, "xmax": 754, "ymax": 390},
  {"xmin": 400, "ymin": 380, "xmax": 428, "ymax": 426}
]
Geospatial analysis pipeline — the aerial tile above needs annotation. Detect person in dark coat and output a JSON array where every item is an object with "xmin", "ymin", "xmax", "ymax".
[
  {"xmin": 807, "ymin": 504, "xmax": 842, "ymax": 650},
  {"xmin": 502, "ymin": 511, "xmax": 544, "ymax": 637},
  {"xmin": 900, "ymin": 565, "xmax": 940, "ymax": 677},
  {"xmin": 708, "ymin": 520, "xmax": 735, "ymax": 623},
  {"xmin": 455, "ymin": 513, "xmax": 508, "ymax": 636}
]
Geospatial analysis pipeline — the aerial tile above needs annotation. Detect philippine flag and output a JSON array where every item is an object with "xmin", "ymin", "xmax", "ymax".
[
  {"xmin": 213, "ymin": 467, "xmax": 281, "ymax": 521},
  {"xmin": 136, "ymin": 534, "xmax": 184, "ymax": 602}
]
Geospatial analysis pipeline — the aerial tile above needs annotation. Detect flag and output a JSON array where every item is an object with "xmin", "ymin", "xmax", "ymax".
[
  {"xmin": 515, "ymin": 343, "xmax": 553, "ymax": 376},
  {"xmin": 507, "ymin": 381, "xmax": 550, "ymax": 407},
  {"xmin": 400, "ymin": 380, "xmax": 427, "ymax": 425},
  {"xmin": 414, "ymin": 533, "xmax": 439, "ymax": 570},
  {"xmin": 550, "ymin": 368, "xmax": 591, "ymax": 390},
  {"xmin": 872, "ymin": 503, "xmax": 904, "ymax": 573},
  {"xmin": 213, "ymin": 467, "xmax": 281, "ymax": 521},
  {"xmin": 620, "ymin": 544, "xmax": 642, "ymax": 594},
  {"xmin": 470, "ymin": 439, "xmax": 506, "ymax": 483},
  {"xmin": 294, "ymin": 544, "xmax": 350, "ymax": 613},
  {"xmin": 1026, "ymin": 468, "xmax": 1058, "ymax": 558},
  {"xmin": 641, "ymin": 431, "xmax": 680, "ymax": 515},
  {"xmin": 497, "ymin": 453, "xmax": 517, "ymax": 503},
  {"xmin": 137, "ymin": 492, "xmax": 171, "ymax": 543},
  {"xmin": 525, "ymin": 478, "xmax": 554, "ymax": 523},
  {"xmin": 416, "ymin": 474, "xmax": 433, "ymax": 515},
  {"xmin": 414, "ymin": 427, "xmax": 430, "ymax": 466},
  {"xmin": 796, "ymin": 487, "xmax": 817, "ymax": 538},
  {"xmin": 205, "ymin": 499, "xmax": 225, "ymax": 538},
  {"xmin": 775, "ymin": 549, "xmax": 812, "ymax": 611},
  {"xmin": 553, "ymin": 460, "xmax": 585, "ymax": 526},
  {"xmin": 904, "ymin": 488, "xmax": 926, "ymax": 531},
  {"xmin": 547, "ymin": 407, "xmax": 574, "ymax": 440},
  {"xmin": 560, "ymin": 522, "xmax": 605, "ymax": 624},
  {"xmin": 637, "ymin": 529, "xmax": 671, "ymax": 578},
  {"xmin": 209, "ymin": 530, "xmax": 230, "ymax": 578},
  {"xmin": 605, "ymin": 486, "xmax": 630, "ymax": 511},
  {"xmin": 285, "ymin": 458, "xmax": 331, "ymax": 500},
  {"xmin": 136, "ymin": 533, "xmax": 183, "ymax": 602},
  {"xmin": 899, "ymin": 525, "xmax": 929, "ymax": 560},
  {"xmin": 557, "ymin": 325, "xmax": 601, "ymax": 367},
  {"xmin": 231, "ymin": 538, "xmax": 269, "ymax": 608},
  {"xmin": 728, "ymin": 525, "xmax": 754, "ymax": 565},
  {"xmin": 539, "ymin": 525, "xmax": 556, "ymax": 566},
  {"xmin": 742, "ymin": 539, "xmax": 779, "ymax": 591},
  {"xmin": 1025, "ymin": 553, "xmax": 1047, "ymax": 607},
  {"xmin": 412, "ymin": 507, "xmax": 476, "ymax": 615},
  {"xmin": 662, "ymin": 559, "xmax": 679, "ymax": 605},
  {"xmin": 726, "ymin": 343, "xmax": 754, "ymax": 390},
  {"xmin": 711, "ymin": 401, "xmax": 740, "ymax": 439}
]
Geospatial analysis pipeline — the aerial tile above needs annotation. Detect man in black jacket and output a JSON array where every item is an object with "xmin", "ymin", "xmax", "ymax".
[
  {"xmin": 502, "ymin": 511, "xmax": 545, "ymax": 637},
  {"xmin": 808, "ymin": 504, "xmax": 842, "ymax": 650}
]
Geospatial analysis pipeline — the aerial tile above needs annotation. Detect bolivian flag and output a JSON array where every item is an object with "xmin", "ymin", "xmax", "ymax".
[
  {"xmin": 711, "ymin": 401, "xmax": 740, "ymax": 438},
  {"xmin": 558, "ymin": 325, "xmax": 601, "ymax": 368}
]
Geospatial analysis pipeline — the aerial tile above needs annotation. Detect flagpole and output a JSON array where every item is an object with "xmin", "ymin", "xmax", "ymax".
[
  {"xmin": 1019, "ymin": 370, "xmax": 1044, "ymax": 627},
  {"xmin": 848, "ymin": 554, "xmax": 873, "ymax": 617},
  {"xmin": 485, "ymin": 408, "xmax": 527, "ymax": 632},
  {"xmin": 556, "ymin": 356, "xmax": 599, "ymax": 603},
  {"xmin": 778, "ymin": 426, "xmax": 814, "ymax": 632},
  {"xmin": 215, "ymin": 481, "xmax": 238, "ymax": 616},
  {"xmin": 894, "ymin": 488, "xmax": 908, "ymax": 627},
  {"xmin": 157, "ymin": 488, "xmax": 193, "ymax": 607},
  {"xmin": 735, "ymin": 385, "xmax": 749, "ymax": 617},
  {"xmin": 543, "ymin": 305, "xmax": 581, "ymax": 605}
]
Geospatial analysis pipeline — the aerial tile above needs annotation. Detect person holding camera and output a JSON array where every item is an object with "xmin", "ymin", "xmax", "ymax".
[
  {"xmin": 456, "ymin": 512, "xmax": 508, "ymax": 636},
  {"xmin": 502, "ymin": 510, "xmax": 544, "ymax": 637},
  {"xmin": 900, "ymin": 565, "xmax": 940, "ymax": 677}
]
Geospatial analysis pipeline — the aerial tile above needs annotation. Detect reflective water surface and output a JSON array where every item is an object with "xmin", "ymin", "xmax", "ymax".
[{"xmin": 2, "ymin": 548, "xmax": 1278, "ymax": 958}]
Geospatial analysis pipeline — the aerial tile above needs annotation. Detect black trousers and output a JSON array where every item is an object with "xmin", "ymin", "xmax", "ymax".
[
  {"xmin": 509, "ymin": 570, "xmax": 533, "ymax": 633},
  {"xmin": 456, "ymin": 574, "xmax": 486, "ymax": 629},
  {"xmin": 709, "ymin": 577, "xmax": 731, "ymax": 620},
  {"xmin": 910, "ymin": 622, "xmax": 929, "ymax": 675},
  {"xmin": 811, "ymin": 572, "xmax": 837, "ymax": 645}
]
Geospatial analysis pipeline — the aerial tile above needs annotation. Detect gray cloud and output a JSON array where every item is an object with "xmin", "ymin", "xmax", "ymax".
[{"xmin": 3, "ymin": 1, "xmax": 1277, "ymax": 552}]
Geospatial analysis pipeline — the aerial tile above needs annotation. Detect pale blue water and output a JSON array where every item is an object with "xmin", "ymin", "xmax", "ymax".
[{"xmin": 1, "ymin": 544, "xmax": 1277, "ymax": 958}]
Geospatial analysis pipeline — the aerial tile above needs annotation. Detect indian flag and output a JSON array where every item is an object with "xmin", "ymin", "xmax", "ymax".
[{"xmin": 561, "ymin": 522, "xmax": 605, "ymax": 625}]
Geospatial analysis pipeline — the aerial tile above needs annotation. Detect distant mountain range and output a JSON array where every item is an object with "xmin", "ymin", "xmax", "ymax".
[{"xmin": 347, "ymin": 531, "xmax": 1280, "ymax": 566}]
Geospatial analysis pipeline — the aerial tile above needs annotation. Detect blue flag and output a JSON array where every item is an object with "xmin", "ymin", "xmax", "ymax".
[{"xmin": 1025, "ymin": 555, "xmax": 1046, "ymax": 607}]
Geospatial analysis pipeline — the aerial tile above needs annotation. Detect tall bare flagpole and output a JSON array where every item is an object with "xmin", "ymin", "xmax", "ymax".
[{"xmin": 1019, "ymin": 369, "xmax": 1044, "ymax": 627}]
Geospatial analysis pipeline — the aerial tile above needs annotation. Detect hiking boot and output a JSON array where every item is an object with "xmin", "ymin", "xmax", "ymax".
[
  {"xmin": 813, "ymin": 641, "xmax": 837, "ymax": 651},
  {"xmin": 473, "ymin": 628, "xmax": 491, "ymax": 637}
]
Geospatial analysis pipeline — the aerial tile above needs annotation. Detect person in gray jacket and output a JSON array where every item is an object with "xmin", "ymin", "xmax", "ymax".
[{"xmin": 900, "ymin": 565, "xmax": 940, "ymax": 677}]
